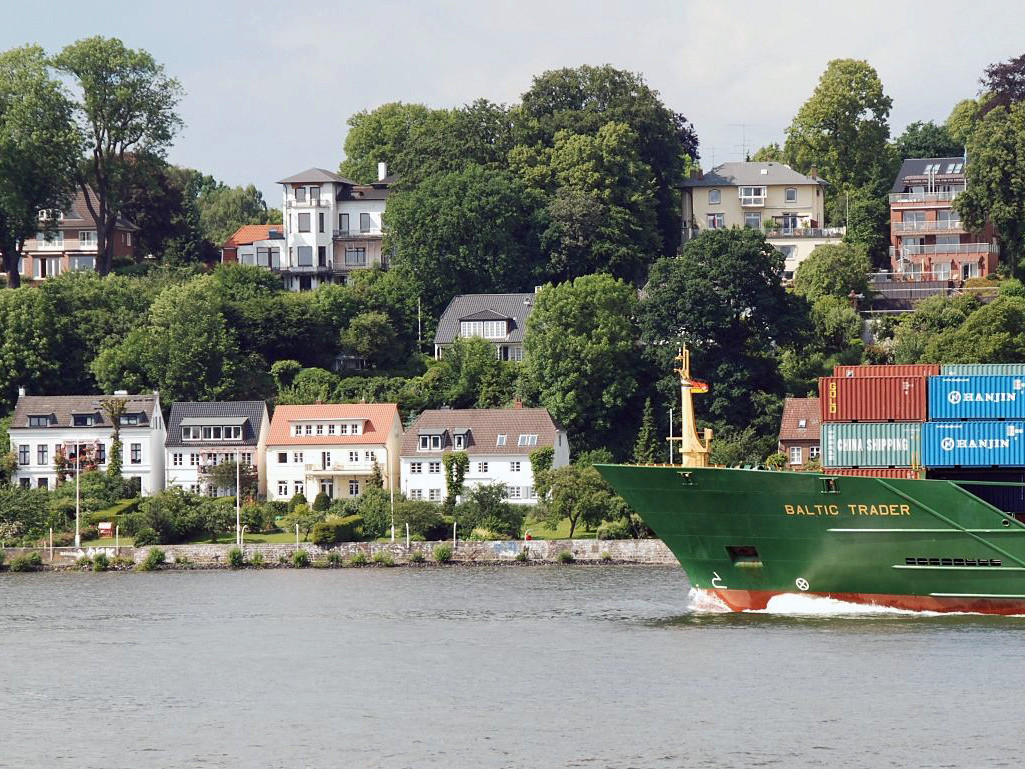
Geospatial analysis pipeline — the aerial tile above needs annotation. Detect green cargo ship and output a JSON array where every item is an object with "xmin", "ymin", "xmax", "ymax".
[{"xmin": 596, "ymin": 350, "xmax": 1025, "ymax": 615}]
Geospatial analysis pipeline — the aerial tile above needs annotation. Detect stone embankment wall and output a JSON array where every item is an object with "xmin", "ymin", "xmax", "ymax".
[{"xmin": 3, "ymin": 539, "xmax": 676, "ymax": 569}]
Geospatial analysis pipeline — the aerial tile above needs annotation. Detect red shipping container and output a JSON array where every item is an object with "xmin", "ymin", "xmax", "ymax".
[
  {"xmin": 833, "ymin": 364, "xmax": 940, "ymax": 378},
  {"xmin": 824, "ymin": 467, "xmax": 923, "ymax": 479},
  {"xmin": 819, "ymin": 376, "xmax": 928, "ymax": 422}
]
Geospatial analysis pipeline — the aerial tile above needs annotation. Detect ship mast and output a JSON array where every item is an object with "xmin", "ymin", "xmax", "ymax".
[{"xmin": 669, "ymin": 346, "xmax": 712, "ymax": 467}]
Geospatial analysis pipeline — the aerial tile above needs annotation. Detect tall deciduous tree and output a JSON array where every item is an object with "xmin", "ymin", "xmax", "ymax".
[
  {"xmin": 0, "ymin": 45, "xmax": 80, "ymax": 288},
  {"xmin": 946, "ymin": 98, "xmax": 980, "ymax": 147},
  {"xmin": 197, "ymin": 183, "xmax": 274, "ymax": 245},
  {"xmin": 792, "ymin": 242, "xmax": 871, "ymax": 302},
  {"xmin": 339, "ymin": 102, "xmax": 440, "ymax": 183},
  {"xmin": 55, "ymin": 37, "xmax": 183, "ymax": 275},
  {"xmin": 891, "ymin": 121, "xmax": 962, "ymax": 160},
  {"xmin": 980, "ymin": 53, "xmax": 1025, "ymax": 115}
]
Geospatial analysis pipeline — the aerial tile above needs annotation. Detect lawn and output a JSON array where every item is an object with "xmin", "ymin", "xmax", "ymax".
[{"xmin": 521, "ymin": 517, "xmax": 598, "ymax": 540}]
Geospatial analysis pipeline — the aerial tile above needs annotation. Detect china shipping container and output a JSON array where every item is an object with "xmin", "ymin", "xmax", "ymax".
[
  {"xmin": 819, "ymin": 376, "xmax": 928, "ymax": 422},
  {"xmin": 941, "ymin": 363, "xmax": 1025, "ymax": 377},
  {"xmin": 833, "ymin": 364, "xmax": 940, "ymax": 379},
  {"xmin": 928, "ymin": 375, "xmax": 1025, "ymax": 420},
  {"xmin": 823, "ymin": 467, "xmax": 923, "ymax": 479},
  {"xmin": 922, "ymin": 421, "xmax": 1025, "ymax": 467},
  {"xmin": 821, "ymin": 422, "xmax": 922, "ymax": 467}
]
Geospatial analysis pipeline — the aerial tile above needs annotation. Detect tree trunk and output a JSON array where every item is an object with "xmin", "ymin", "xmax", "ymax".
[{"xmin": 1, "ymin": 252, "xmax": 21, "ymax": 288}]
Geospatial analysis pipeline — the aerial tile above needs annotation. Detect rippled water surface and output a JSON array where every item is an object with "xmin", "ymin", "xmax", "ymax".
[{"xmin": 1, "ymin": 565, "xmax": 1023, "ymax": 768}]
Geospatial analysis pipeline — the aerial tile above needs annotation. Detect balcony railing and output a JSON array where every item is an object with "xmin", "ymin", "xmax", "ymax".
[
  {"xmin": 278, "ymin": 263, "xmax": 326, "ymax": 273},
  {"xmin": 765, "ymin": 227, "xmax": 846, "ymax": 239},
  {"xmin": 333, "ymin": 228, "xmax": 383, "ymax": 239},
  {"xmin": 888, "ymin": 190, "xmax": 963, "ymax": 204},
  {"xmin": 304, "ymin": 462, "xmax": 377, "ymax": 475},
  {"xmin": 890, "ymin": 242, "xmax": 997, "ymax": 257},
  {"xmin": 892, "ymin": 219, "xmax": 964, "ymax": 233},
  {"xmin": 286, "ymin": 198, "xmax": 329, "ymax": 209}
]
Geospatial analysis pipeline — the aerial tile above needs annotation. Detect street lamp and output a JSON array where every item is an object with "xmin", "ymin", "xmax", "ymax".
[
  {"xmin": 74, "ymin": 447, "xmax": 81, "ymax": 548},
  {"xmin": 235, "ymin": 451, "xmax": 241, "ymax": 547}
]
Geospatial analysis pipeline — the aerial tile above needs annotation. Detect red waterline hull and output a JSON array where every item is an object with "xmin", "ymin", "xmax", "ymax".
[{"xmin": 713, "ymin": 588, "xmax": 1025, "ymax": 615}]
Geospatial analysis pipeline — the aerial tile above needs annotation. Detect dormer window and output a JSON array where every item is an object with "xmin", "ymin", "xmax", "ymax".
[
  {"xmin": 294, "ymin": 424, "xmax": 302, "ymax": 436},
  {"xmin": 120, "ymin": 414, "xmax": 140, "ymax": 426},
  {"xmin": 454, "ymin": 434, "xmax": 465, "ymax": 449},
  {"xmin": 496, "ymin": 434, "xmax": 507, "ymax": 446},
  {"xmin": 418, "ymin": 432, "xmax": 444, "ymax": 451},
  {"xmin": 739, "ymin": 186, "xmax": 766, "ymax": 206},
  {"xmin": 72, "ymin": 413, "xmax": 96, "ymax": 427},
  {"xmin": 798, "ymin": 419, "xmax": 807, "ymax": 429},
  {"xmin": 182, "ymin": 426, "xmax": 200, "ymax": 441},
  {"xmin": 27, "ymin": 415, "xmax": 50, "ymax": 428},
  {"xmin": 517, "ymin": 434, "xmax": 538, "ymax": 447}
]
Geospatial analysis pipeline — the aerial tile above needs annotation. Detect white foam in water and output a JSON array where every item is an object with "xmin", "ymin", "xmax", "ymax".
[
  {"xmin": 686, "ymin": 588, "xmax": 733, "ymax": 613},
  {"xmin": 753, "ymin": 592, "xmax": 933, "ymax": 616}
]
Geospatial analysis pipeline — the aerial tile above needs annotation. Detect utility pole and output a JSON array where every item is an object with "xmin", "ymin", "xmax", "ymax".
[{"xmin": 74, "ymin": 447, "xmax": 81, "ymax": 548}]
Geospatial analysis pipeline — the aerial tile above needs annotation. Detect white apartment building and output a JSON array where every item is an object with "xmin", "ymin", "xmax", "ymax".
[
  {"xmin": 9, "ymin": 389, "xmax": 166, "ymax": 494},
  {"xmin": 400, "ymin": 407, "xmax": 569, "ymax": 504},
  {"xmin": 164, "ymin": 401, "xmax": 270, "ymax": 496},
  {"xmin": 265, "ymin": 403, "xmax": 403, "ymax": 502}
]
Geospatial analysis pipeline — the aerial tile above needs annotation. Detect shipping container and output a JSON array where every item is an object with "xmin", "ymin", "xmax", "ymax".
[
  {"xmin": 833, "ymin": 364, "xmax": 939, "ymax": 379},
  {"xmin": 928, "ymin": 375, "xmax": 1025, "ymax": 420},
  {"xmin": 922, "ymin": 421, "xmax": 1025, "ymax": 467},
  {"xmin": 819, "ymin": 376, "xmax": 928, "ymax": 422},
  {"xmin": 940, "ymin": 364, "xmax": 1025, "ymax": 377},
  {"xmin": 825, "ymin": 467, "xmax": 923, "ymax": 479},
  {"xmin": 821, "ymin": 422, "xmax": 922, "ymax": 467}
]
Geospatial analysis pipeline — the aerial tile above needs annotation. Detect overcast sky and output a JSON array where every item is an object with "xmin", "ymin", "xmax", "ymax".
[{"xmin": 4, "ymin": 0, "xmax": 1022, "ymax": 202}]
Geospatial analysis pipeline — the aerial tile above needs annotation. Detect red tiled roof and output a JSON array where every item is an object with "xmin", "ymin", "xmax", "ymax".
[
  {"xmin": 778, "ymin": 397, "xmax": 821, "ymax": 441},
  {"xmin": 266, "ymin": 403, "xmax": 400, "ymax": 446},
  {"xmin": 222, "ymin": 224, "xmax": 282, "ymax": 248}
]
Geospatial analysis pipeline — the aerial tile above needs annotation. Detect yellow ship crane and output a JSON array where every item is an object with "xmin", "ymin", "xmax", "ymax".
[{"xmin": 669, "ymin": 346, "xmax": 712, "ymax": 467}]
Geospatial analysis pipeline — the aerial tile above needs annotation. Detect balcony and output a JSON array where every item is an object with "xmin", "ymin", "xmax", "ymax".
[
  {"xmin": 333, "ymin": 228, "xmax": 383, "ymax": 240},
  {"xmin": 304, "ymin": 462, "xmax": 377, "ymax": 476},
  {"xmin": 278, "ymin": 263, "xmax": 327, "ymax": 273},
  {"xmin": 889, "ymin": 190, "xmax": 963, "ymax": 205},
  {"xmin": 286, "ymin": 198, "xmax": 330, "ymax": 209},
  {"xmin": 892, "ymin": 219, "xmax": 964, "ymax": 234},
  {"xmin": 765, "ymin": 227, "xmax": 846, "ymax": 239},
  {"xmin": 889, "ymin": 243, "xmax": 997, "ymax": 259}
]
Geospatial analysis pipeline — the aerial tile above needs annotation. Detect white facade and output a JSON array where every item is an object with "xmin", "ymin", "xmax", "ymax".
[
  {"xmin": 266, "ymin": 440, "xmax": 394, "ymax": 502},
  {"xmin": 400, "ymin": 449, "xmax": 569, "ymax": 505}
]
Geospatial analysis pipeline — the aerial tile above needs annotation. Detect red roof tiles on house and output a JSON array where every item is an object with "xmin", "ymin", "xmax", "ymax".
[
  {"xmin": 778, "ymin": 397, "xmax": 821, "ymax": 442},
  {"xmin": 266, "ymin": 403, "xmax": 400, "ymax": 446},
  {"xmin": 222, "ymin": 224, "xmax": 283, "ymax": 249}
]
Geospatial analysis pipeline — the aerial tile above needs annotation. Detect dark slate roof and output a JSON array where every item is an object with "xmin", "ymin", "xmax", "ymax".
[
  {"xmin": 11, "ymin": 394, "xmax": 157, "ymax": 429},
  {"xmin": 434, "ymin": 292, "xmax": 536, "ymax": 345},
  {"xmin": 165, "ymin": 401, "xmax": 267, "ymax": 448},
  {"xmin": 890, "ymin": 156, "xmax": 967, "ymax": 192},
  {"xmin": 400, "ymin": 408, "xmax": 563, "ymax": 457},
  {"xmin": 277, "ymin": 168, "xmax": 355, "ymax": 185},
  {"xmin": 681, "ymin": 162, "xmax": 827, "ymax": 188},
  {"xmin": 51, "ymin": 187, "xmax": 137, "ymax": 231}
]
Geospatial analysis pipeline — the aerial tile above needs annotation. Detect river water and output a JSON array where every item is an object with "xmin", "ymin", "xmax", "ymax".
[{"xmin": 1, "ymin": 565, "xmax": 1022, "ymax": 768}]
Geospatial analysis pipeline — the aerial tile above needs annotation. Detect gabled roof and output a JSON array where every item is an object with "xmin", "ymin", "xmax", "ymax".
[
  {"xmin": 277, "ymin": 168, "xmax": 355, "ymax": 185},
  {"xmin": 461, "ymin": 309, "xmax": 508, "ymax": 322},
  {"xmin": 890, "ymin": 156, "xmax": 966, "ymax": 192},
  {"xmin": 778, "ymin": 397, "xmax": 821, "ymax": 442},
  {"xmin": 51, "ymin": 187, "xmax": 137, "ymax": 231},
  {"xmin": 221, "ymin": 224, "xmax": 285, "ymax": 249},
  {"xmin": 400, "ymin": 407, "xmax": 564, "ymax": 457},
  {"xmin": 434, "ymin": 292, "xmax": 536, "ymax": 345},
  {"xmin": 681, "ymin": 162, "xmax": 828, "ymax": 189},
  {"xmin": 166, "ymin": 401, "xmax": 267, "ymax": 448},
  {"xmin": 11, "ymin": 394, "xmax": 159, "ymax": 430},
  {"xmin": 266, "ymin": 403, "xmax": 400, "ymax": 446}
]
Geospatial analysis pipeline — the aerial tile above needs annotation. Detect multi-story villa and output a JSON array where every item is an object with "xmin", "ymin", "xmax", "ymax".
[
  {"xmin": 8, "ymin": 389, "xmax": 165, "ymax": 494},
  {"xmin": 399, "ymin": 407, "xmax": 569, "ymax": 504},
  {"xmin": 17, "ymin": 188, "xmax": 137, "ymax": 281},
  {"xmin": 265, "ymin": 403, "xmax": 402, "ymax": 501},
  {"xmin": 679, "ymin": 161, "xmax": 844, "ymax": 279},
  {"xmin": 220, "ymin": 164, "xmax": 392, "ymax": 292},
  {"xmin": 164, "ymin": 401, "xmax": 270, "ymax": 496},
  {"xmin": 888, "ymin": 156, "xmax": 998, "ymax": 282},
  {"xmin": 433, "ymin": 291, "xmax": 537, "ymax": 361}
]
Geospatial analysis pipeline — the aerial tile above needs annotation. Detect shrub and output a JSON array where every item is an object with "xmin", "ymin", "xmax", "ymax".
[
  {"xmin": 137, "ymin": 548, "xmax": 166, "ymax": 571},
  {"xmin": 133, "ymin": 527, "xmax": 158, "ymax": 547},
  {"xmin": 9, "ymin": 552, "xmax": 43, "ymax": 572},
  {"xmin": 174, "ymin": 554, "xmax": 192, "ymax": 568},
  {"xmin": 596, "ymin": 518, "xmax": 631, "ymax": 540},
  {"xmin": 278, "ymin": 553, "xmax": 289, "ymax": 565},
  {"xmin": 433, "ymin": 544, "xmax": 453, "ymax": 564},
  {"xmin": 0, "ymin": 550, "xmax": 5, "ymax": 569},
  {"xmin": 372, "ymin": 550, "xmax": 395, "ymax": 567},
  {"xmin": 408, "ymin": 550, "xmax": 425, "ymax": 564},
  {"xmin": 76, "ymin": 555, "xmax": 93, "ymax": 570},
  {"xmin": 326, "ymin": 551, "xmax": 343, "ymax": 567},
  {"xmin": 349, "ymin": 551, "xmax": 369, "ymax": 567},
  {"xmin": 601, "ymin": 551, "xmax": 613, "ymax": 562},
  {"xmin": 356, "ymin": 487, "xmax": 392, "ymax": 539},
  {"xmin": 227, "ymin": 547, "xmax": 244, "ymax": 569},
  {"xmin": 311, "ymin": 514, "xmax": 364, "ymax": 545},
  {"xmin": 250, "ymin": 551, "xmax": 265, "ymax": 568},
  {"xmin": 92, "ymin": 552, "xmax": 110, "ymax": 572},
  {"xmin": 292, "ymin": 549, "xmax": 310, "ymax": 568},
  {"xmin": 393, "ymin": 499, "xmax": 448, "ymax": 540},
  {"xmin": 287, "ymin": 492, "xmax": 308, "ymax": 513},
  {"xmin": 112, "ymin": 555, "xmax": 134, "ymax": 570},
  {"xmin": 312, "ymin": 491, "xmax": 331, "ymax": 512},
  {"xmin": 515, "ymin": 549, "xmax": 528, "ymax": 562},
  {"xmin": 453, "ymin": 483, "xmax": 524, "ymax": 539},
  {"xmin": 557, "ymin": 549, "xmax": 575, "ymax": 564}
]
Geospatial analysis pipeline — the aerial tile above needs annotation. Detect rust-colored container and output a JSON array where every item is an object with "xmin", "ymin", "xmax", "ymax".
[
  {"xmin": 833, "ymin": 364, "xmax": 940, "ymax": 379},
  {"xmin": 824, "ymin": 467, "xmax": 923, "ymax": 479},
  {"xmin": 819, "ymin": 376, "xmax": 928, "ymax": 422}
]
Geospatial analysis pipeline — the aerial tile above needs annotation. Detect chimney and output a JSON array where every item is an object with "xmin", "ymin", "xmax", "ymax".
[
  {"xmin": 514, "ymin": 398, "xmax": 523, "ymax": 409},
  {"xmin": 17, "ymin": 386, "xmax": 26, "ymax": 398},
  {"xmin": 810, "ymin": 166, "xmax": 818, "ymax": 179},
  {"xmin": 114, "ymin": 390, "xmax": 128, "ymax": 396},
  {"xmin": 377, "ymin": 162, "xmax": 387, "ymax": 182}
]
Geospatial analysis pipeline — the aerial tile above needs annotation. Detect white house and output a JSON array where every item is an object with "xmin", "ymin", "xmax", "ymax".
[
  {"xmin": 433, "ymin": 291, "xmax": 537, "ymax": 361},
  {"xmin": 9, "ymin": 389, "xmax": 166, "ymax": 494},
  {"xmin": 265, "ymin": 403, "xmax": 403, "ymax": 502},
  {"xmin": 164, "ymin": 401, "xmax": 270, "ymax": 496},
  {"xmin": 399, "ymin": 407, "xmax": 569, "ymax": 504}
]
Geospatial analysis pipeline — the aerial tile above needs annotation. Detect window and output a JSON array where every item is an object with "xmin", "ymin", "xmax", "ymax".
[
  {"xmin": 339, "ymin": 423, "xmax": 349, "ymax": 435},
  {"xmin": 295, "ymin": 187, "xmax": 307, "ymax": 202},
  {"xmin": 37, "ymin": 445, "xmax": 48, "ymax": 465},
  {"xmin": 743, "ymin": 213, "xmax": 761, "ymax": 229},
  {"xmin": 294, "ymin": 481, "xmax": 304, "ymax": 496},
  {"xmin": 345, "ymin": 247, "xmax": 366, "ymax": 266},
  {"xmin": 739, "ymin": 186, "xmax": 766, "ymax": 206},
  {"xmin": 189, "ymin": 453, "xmax": 199, "ymax": 466},
  {"xmin": 349, "ymin": 451, "xmax": 359, "ymax": 463},
  {"xmin": 810, "ymin": 445, "xmax": 821, "ymax": 460},
  {"xmin": 328, "ymin": 424, "xmax": 336, "ymax": 435},
  {"xmin": 453, "ymin": 434, "xmax": 465, "ymax": 450},
  {"xmin": 364, "ymin": 451, "xmax": 374, "ymax": 462},
  {"xmin": 298, "ymin": 213, "xmax": 310, "ymax": 233},
  {"xmin": 316, "ymin": 424, "xmax": 323, "ymax": 435},
  {"xmin": 935, "ymin": 235, "xmax": 960, "ymax": 252},
  {"xmin": 130, "ymin": 443, "xmax": 142, "ymax": 464},
  {"xmin": 460, "ymin": 321, "xmax": 483, "ymax": 338},
  {"xmin": 317, "ymin": 245, "xmax": 327, "ymax": 266},
  {"xmin": 304, "ymin": 424, "xmax": 312, "ymax": 435},
  {"xmin": 79, "ymin": 230, "xmax": 97, "ymax": 248},
  {"xmin": 426, "ymin": 488, "xmax": 442, "ymax": 501},
  {"xmin": 477, "ymin": 462, "xmax": 488, "ymax": 474},
  {"xmin": 496, "ymin": 434, "xmax": 507, "ymax": 447},
  {"xmin": 173, "ymin": 453, "xmax": 183, "ymax": 467},
  {"xmin": 349, "ymin": 480, "xmax": 360, "ymax": 496},
  {"xmin": 318, "ymin": 213, "xmax": 325, "ymax": 235},
  {"xmin": 37, "ymin": 478, "xmax": 49, "ymax": 490},
  {"xmin": 338, "ymin": 213, "xmax": 349, "ymax": 233},
  {"xmin": 360, "ymin": 213, "xmax": 371, "ymax": 232},
  {"xmin": 120, "ymin": 414, "xmax": 140, "ymax": 426},
  {"xmin": 351, "ymin": 422, "xmax": 361, "ymax": 435},
  {"xmin": 789, "ymin": 446, "xmax": 803, "ymax": 466},
  {"xmin": 297, "ymin": 246, "xmax": 313, "ymax": 266},
  {"xmin": 38, "ymin": 229, "xmax": 64, "ymax": 249},
  {"xmin": 784, "ymin": 188, "xmax": 798, "ymax": 203},
  {"xmin": 73, "ymin": 414, "xmax": 94, "ymax": 426},
  {"xmin": 410, "ymin": 461, "xmax": 423, "ymax": 474},
  {"xmin": 278, "ymin": 481, "xmax": 288, "ymax": 497},
  {"xmin": 96, "ymin": 444, "xmax": 106, "ymax": 464},
  {"xmin": 508, "ymin": 486, "xmax": 522, "ymax": 499},
  {"xmin": 310, "ymin": 186, "xmax": 320, "ymax": 203},
  {"xmin": 278, "ymin": 452, "xmax": 287, "ymax": 464},
  {"xmin": 706, "ymin": 213, "xmax": 725, "ymax": 229},
  {"xmin": 419, "ymin": 434, "xmax": 442, "ymax": 450},
  {"xmin": 28, "ymin": 415, "xmax": 49, "ymax": 427},
  {"xmin": 708, "ymin": 189, "xmax": 721, "ymax": 205},
  {"xmin": 428, "ymin": 461, "xmax": 441, "ymax": 474},
  {"xmin": 517, "ymin": 434, "xmax": 538, "ymax": 447},
  {"xmin": 69, "ymin": 256, "xmax": 95, "ymax": 272},
  {"xmin": 19, "ymin": 478, "xmax": 29, "ymax": 489},
  {"xmin": 510, "ymin": 461, "xmax": 521, "ymax": 472},
  {"xmin": 294, "ymin": 424, "xmax": 302, "ymax": 436},
  {"xmin": 410, "ymin": 489, "xmax": 423, "ymax": 500},
  {"xmin": 293, "ymin": 452, "xmax": 303, "ymax": 464},
  {"xmin": 525, "ymin": 486, "xmax": 536, "ymax": 499},
  {"xmin": 125, "ymin": 232, "xmax": 132, "ymax": 247},
  {"xmin": 797, "ymin": 419, "xmax": 807, "ymax": 429},
  {"xmin": 510, "ymin": 346, "xmax": 523, "ymax": 362}
]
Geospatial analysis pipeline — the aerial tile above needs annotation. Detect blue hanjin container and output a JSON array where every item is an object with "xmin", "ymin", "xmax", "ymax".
[
  {"xmin": 928, "ymin": 375, "xmax": 1025, "ymax": 420},
  {"xmin": 923, "ymin": 421, "xmax": 1025, "ymax": 467},
  {"xmin": 941, "ymin": 364, "xmax": 1025, "ymax": 377}
]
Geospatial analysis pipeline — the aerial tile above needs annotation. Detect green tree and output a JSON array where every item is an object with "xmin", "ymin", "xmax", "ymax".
[
  {"xmin": 203, "ymin": 461, "xmax": 258, "ymax": 500},
  {"xmin": 889, "ymin": 294, "xmax": 979, "ymax": 363},
  {"xmin": 55, "ymin": 37, "xmax": 183, "ymax": 275},
  {"xmin": 749, "ymin": 143, "xmax": 784, "ymax": 162},
  {"xmin": 432, "ymin": 336, "xmax": 517, "ymax": 409},
  {"xmin": 632, "ymin": 397, "xmax": 661, "ymax": 464},
  {"xmin": 810, "ymin": 296, "xmax": 863, "ymax": 352},
  {"xmin": 99, "ymin": 396, "xmax": 127, "ymax": 481},
  {"xmin": 197, "ymin": 183, "xmax": 274, "ymax": 245},
  {"xmin": 946, "ymin": 98, "xmax": 980, "ymax": 147},
  {"xmin": 924, "ymin": 295, "xmax": 1025, "ymax": 363},
  {"xmin": 891, "ymin": 121, "xmax": 962, "ymax": 160},
  {"xmin": 523, "ymin": 274, "xmax": 639, "ymax": 452},
  {"xmin": 454, "ymin": 483, "xmax": 523, "ymax": 539},
  {"xmin": 282, "ymin": 503, "xmax": 324, "ymax": 541},
  {"xmin": 339, "ymin": 102, "xmax": 440, "ymax": 183},
  {"xmin": 0, "ymin": 485, "xmax": 50, "ymax": 541},
  {"xmin": 529, "ymin": 446, "xmax": 554, "ymax": 498},
  {"xmin": 312, "ymin": 491, "xmax": 331, "ymax": 513},
  {"xmin": 0, "ymin": 45, "xmax": 80, "ymax": 288},
  {"xmin": 442, "ymin": 451, "xmax": 469, "ymax": 512},
  {"xmin": 792, "ymin": 242, "xmax": 871, "ymax": 302},
  {"xmin": 956, "ymin": 101, "xmax": 1025, "ymax": 274},
  {"xmin": 339, "ymin": 311, "xmax": 399, "ymax": 370},
  {"xmin": 542, "ymin": 464, "xmax": 618, "ymax": 538}
]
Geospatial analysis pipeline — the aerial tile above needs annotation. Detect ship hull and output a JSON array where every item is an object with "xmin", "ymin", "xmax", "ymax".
[{"xmin": 596, "ymin": 465, "xmax": 1025, "ymax": 615}]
